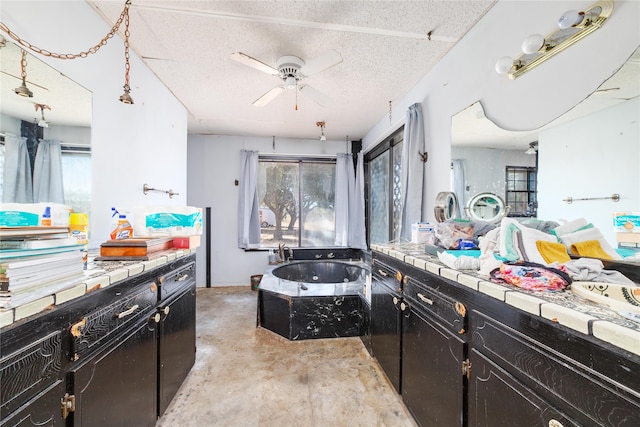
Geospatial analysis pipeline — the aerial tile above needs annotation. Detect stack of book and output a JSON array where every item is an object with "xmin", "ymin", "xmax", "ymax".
[{"xmin": 1, "ymin": 226, "xmax": 85, "ymax": 308}]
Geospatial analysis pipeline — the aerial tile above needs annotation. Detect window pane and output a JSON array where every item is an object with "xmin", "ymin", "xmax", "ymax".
[
  {"xmin": 61, "ymin": 152, "xmax": 92, "ymax": 217},
  {"xmin": 392, "ymin": 141, "xmax": 403, "ymax": 242},
  {"xmin": 370, "ymin": 152, "xmax": 389, "ymax": 244},
  {"xmin": 300, "ymin": 162, "xmax": 335, "ymax": 246},
  {"xmin": 258, "ymin": 162, "xmax": 299, "ymax": 247}
]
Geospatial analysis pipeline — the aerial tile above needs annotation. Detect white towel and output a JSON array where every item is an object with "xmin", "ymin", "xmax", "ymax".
[
  {"xmin": 499, "ymin": 218, "xmax": 558, "ymax": 265},
  {"xmin": 554, "ymin": 218, "xmax": 589, "ymax": 238}
]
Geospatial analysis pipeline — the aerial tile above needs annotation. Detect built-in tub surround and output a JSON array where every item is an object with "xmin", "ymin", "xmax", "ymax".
[{"xmin": 258, "ymin": 259, "xmax": 368, "ymax": 340}]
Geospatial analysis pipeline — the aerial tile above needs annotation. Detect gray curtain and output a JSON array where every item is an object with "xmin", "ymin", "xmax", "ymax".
[
  {"xmin": 33, "ymin": 139, "xmax": 64, "ymax": 203},
  {"xmin": 2, "ymin": 134, "xmax": 33, "ymax": 203},
  {"xmin": 348, "ymin": 151, "xmax": 366, "ymax": 249},
  {"xmin": 334, "ymin": 153, "xmax": 354, "ymax": 246},
  {"xmin": 399, "ymin": 103, "xmax": 425, "ymax": 241},
  {"xmin": 451, "ymin": 159, "xmax": 466, "ymax": 219},
  {"xmin": 237, "ymin": 149, "xmax": 261, "ymax": 249}
]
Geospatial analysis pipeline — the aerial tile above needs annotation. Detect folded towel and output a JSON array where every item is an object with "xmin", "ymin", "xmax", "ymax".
[
  {"xmin": 499, "ymin": 218, "xmax": 558, "ymax": 265},
  {"xmin": 560, "ymin": 227, "xmax": 622, "ymax": 260},
  {"xmin": 563, "ymin": 258, "xmax": 635, "ymax": 284},
  {"xmin": 570, "ymin": 240, "xmax": 614, "ymax": 260},
  {"xmin": 554, "ymin": 218, "xmax": 589, "ymax": 237},
  {"xmin": 536, "ymin": 240, "xmax": 571, "ymax": 264}
]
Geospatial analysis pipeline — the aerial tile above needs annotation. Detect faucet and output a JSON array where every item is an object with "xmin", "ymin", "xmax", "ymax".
[{"xmin": 278, "ymin": 243, "xmax": 293, "ymax": 262}]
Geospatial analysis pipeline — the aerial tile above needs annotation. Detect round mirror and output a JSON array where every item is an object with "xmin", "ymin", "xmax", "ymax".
[
  {"xmin": 465, "ymin": 192, "xmax": 509, "ymax": 223},
  {"xmin": 434, "ymin": 192, "xmax": 459, "ymax": 222}
]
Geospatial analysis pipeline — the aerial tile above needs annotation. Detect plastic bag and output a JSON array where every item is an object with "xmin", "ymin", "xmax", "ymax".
[{"xmin": 434, "ymin": 221, "xmax": 474, "ymax": 249}]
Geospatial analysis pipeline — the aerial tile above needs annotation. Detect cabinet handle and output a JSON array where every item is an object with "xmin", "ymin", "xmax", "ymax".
[
  {"xmin": 153, "ymin": 313, "xmax": 161, "ymax": 323},
  {"xmin": 548, "ymin": 420, "xmax": 564, "ymax": 427},
  {"xmin": 417, "ymin": 293, "xmax": 434, "ymax": 305},
  {"xmin": 163, "ymin": 306, "xmax": 170, "ymax": 315},
  {"xmin": 116, "ymin": 304, "xmax": 139, "ymax": 319},
  {"xmin": 378, "ymin": 269, "xmax": 388, "ymax": 277},
  {"xmin": 392, "ymin": 296, "xmax": 399, "ymax": 305},
  {"xmin": 400, "ymin": 302, "xmax": 408, "ymax": 312},
  {"xmin": 177, "ymin": 273, "xmax": 190, "ymax": 282}
]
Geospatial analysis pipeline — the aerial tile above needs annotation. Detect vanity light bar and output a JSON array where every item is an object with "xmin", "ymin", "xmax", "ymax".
[{"xmin": 498, "ymin": 0, "xmax": 614, "ymax": 79}]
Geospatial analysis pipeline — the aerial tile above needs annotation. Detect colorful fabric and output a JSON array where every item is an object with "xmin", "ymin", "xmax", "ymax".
[{"xmin": 490, "ymin": 261, "xmax": 572, "ymax": 292}]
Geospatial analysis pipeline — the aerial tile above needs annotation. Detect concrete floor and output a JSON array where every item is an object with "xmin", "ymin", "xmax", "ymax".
[{"xmin": 156, "ymin": 287, "xmax": 417, "ymax": 427}]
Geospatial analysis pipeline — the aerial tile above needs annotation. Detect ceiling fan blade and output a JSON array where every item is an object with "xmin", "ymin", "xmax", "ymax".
[
  {"xmin": 231, "ymin": 52, "xmax": 278, "ymax": 75},
  {"xmin": 253, "ymin": 86, "xmax": 285, "ymax": 107},
  {"xmin": 299, "ymin": 50, "xmax": 342, "ymax": 76},
  {"xmin": 299, "ymin": 85, "xmax": 331, "ymax": 107}
]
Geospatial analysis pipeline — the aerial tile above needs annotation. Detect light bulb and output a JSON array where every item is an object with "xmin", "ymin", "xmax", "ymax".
[
  {"xmin": 522, "ymin": 34, "xmax": 545, "ymax": 54},
  {"xmin": 285, "ymin": 76, "xmax": 297, "ymax": 89},
  {"xmin": 495, "ymin": 56, "xmax": 514, "ymax": 74},
  {"xmin": 558, "ymin": 10, "xmax": 584, "ymax": 29}
]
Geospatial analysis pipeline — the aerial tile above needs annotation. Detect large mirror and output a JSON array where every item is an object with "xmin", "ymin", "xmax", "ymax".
[
  {"xmin": 0, "ymin": 40, "xmax": 92, "ymax": 215},
  {"xmin": 451, "ymin": 46, "xmax": 640, "ymax": 247}
]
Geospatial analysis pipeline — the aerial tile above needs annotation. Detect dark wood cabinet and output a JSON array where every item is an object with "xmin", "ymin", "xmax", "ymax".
[
  {"xmin": 468, "ymin": 348, "xmax": 578, "ymax": 427},
  {"xmin": 401, "ymin": 299, "xmax": 465, "ymax": 427},
  {"xmin": 370, "ymin": 250, "xmax": 640, "ymax": 427},
  {"xmin": 370, "ymin": 259, "xmax": 403, "ymax": 393},
  {"xmin": 0, "ymin": 255, "xmax": 197, "ymax": 427},
  {"xmin": 157, "ymin": 282, "xmax": 196, "ymax": 416},
  {"xmin": 70, "ymin": 315, "xmax": 158, "ymax": 427}
]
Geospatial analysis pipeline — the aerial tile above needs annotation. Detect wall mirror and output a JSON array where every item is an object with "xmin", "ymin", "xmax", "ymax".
[
  {"xmin": 465, "ymin": 192, "xmax": 508, "ymax": 224},
  {"xmin": 451, "ymin": 46, "xmax": 640, "ymax": 237},
  {"xmin": 0, "ymin": 40, "xmax": 92, "ymax": 215}
]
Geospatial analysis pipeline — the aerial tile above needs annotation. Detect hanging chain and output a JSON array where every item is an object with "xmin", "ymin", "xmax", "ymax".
[
  {"xmin": 0, "ymin": 0, "xmax": 131, "ymax": 60},
  {"xmin": 19, "ymin": 49, "xmax": 27, "ymax": 79},
  {"xmin": 388, "ymin": 100, "xmax": 393, "ymax": 124},
  {"xmin": 122, "ymin": 4, "xmax": 131, "ymax": 91}
]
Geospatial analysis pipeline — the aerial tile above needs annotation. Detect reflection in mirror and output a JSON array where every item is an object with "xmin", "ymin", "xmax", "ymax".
[
  {"xmin": 0, "ymin": 41, "xmax": 92, "ymax": 216},
  {"xmin": 434, "ymin": 191, "xmax": 458, "ymax": 222},
  {"xmin": 465, "ymin": 192, "xmax": 509, "ymax": 224},
  {"xmin": 451, "ymin": 46, "xmax": 640, "ymax": 246}
]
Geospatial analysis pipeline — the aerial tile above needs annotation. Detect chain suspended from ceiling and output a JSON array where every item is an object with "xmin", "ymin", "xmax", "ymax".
[{"xmin": 0, "ymin": 0, "xmax": 134, "ymax": 103}]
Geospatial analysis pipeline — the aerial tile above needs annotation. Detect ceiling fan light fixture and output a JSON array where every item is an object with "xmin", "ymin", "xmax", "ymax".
[
  {"xmin": 119, "ymin": 85, "xmax": 134, "ymax": 104},
  {"xmin": 316, "ymin": 121, "xmax": 326, "ymax": 142},
  {"xmin": 285, "ymin": 76, "xmax": 297, "ymax": 89},
  {"xmin": 525, "ymin": 141, "xmax": 538, "ymax": 155},
  {"xmin": 35, "ymin": 104, "xmax": 50, "ymax": 128}
]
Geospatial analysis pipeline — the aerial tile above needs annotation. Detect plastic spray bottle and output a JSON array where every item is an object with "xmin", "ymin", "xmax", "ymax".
[{"xmin": 110, "ymin": 208, "xmax": 133, "ymax": 240}]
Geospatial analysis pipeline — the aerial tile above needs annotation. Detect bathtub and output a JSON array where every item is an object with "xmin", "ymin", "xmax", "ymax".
[{"xmin": 257, "ymin": 260, "xmax": 368, "ymax": 340}]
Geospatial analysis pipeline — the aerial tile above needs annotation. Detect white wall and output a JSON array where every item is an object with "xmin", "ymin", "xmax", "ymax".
[
  {"xmin": 1, "ymin": 1, "xmax": 188, "ymax": 248},
  {"xmin": 538, "ymin": 98, "xmax": 640, "ymax": 244},
  {"xmin": 187, "ymin": 135, "xmax": 347, "ymax": 286},
  {"xmin": 363, "ymin": 0, "xmax": 640, "ymax": 225}
]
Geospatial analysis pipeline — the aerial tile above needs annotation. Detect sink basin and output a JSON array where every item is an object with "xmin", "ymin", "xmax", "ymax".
[{"xmin": 571, "ymin": 282, "xmax": 640, "ymax": 315}]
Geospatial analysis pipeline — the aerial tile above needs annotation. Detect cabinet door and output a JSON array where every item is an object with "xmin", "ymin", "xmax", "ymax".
[
  {"xmin": 70, "ymin": 315, "xmax": 158, "ymax": 427},
  {"xmin": 371, "ymin": 280, "xmax": 402, "ymax": 393},
  {"xmin": 158, "ymin": 283, "xmax": 196, "ymax": 416},
  {"xmin": 401, "ymin": 304, "xmax": 465, "ymax": 427},
  {"xmin": 468, "ymin": 349, "xmax": 579, "ymax": 427}
]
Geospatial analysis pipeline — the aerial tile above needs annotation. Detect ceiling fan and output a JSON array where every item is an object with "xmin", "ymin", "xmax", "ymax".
[{"xmin": 230, "ymin": 50, "xmax": 342, "ymax": 108}]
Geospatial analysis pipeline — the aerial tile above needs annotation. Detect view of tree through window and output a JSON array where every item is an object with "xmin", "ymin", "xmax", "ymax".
[{"xmin": 258, "ymin": 159, "xmax": 335, "ymax": 248}]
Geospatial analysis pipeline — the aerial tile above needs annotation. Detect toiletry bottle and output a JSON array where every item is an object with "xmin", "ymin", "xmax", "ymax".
[
  {"xmin": 70, "ymin": 212, "xmax": 89, "ymax": 269},
  {"xmin": 41, "ymin": 206, "xmax": 52, "ymax": 226},
  {"xmin": 110, "ymin": 214, "xmax": 133, "ymax": 240}
]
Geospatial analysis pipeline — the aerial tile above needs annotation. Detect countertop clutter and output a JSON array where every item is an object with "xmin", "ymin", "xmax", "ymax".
[
  {"xmin": 371, "ymin": 242, "xmax": 640, "ymax": 357},
  {"xmin": 0, "ymin": 247, "xmax": 197, "ymax": 328}
]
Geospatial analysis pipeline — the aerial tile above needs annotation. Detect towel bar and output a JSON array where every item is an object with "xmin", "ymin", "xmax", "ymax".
[
  {"xmin": 563, "ymin": 193, "xmax": 619, "ymax": 204},
  {"xmin": 143, "ymin": 183, "xmax": 179, "ymax": 198}
]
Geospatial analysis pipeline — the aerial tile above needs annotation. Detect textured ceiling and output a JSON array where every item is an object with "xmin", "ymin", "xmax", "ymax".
[{"xmin": 87, "ymin": 0, "xmax": 496, "ymax": 140}]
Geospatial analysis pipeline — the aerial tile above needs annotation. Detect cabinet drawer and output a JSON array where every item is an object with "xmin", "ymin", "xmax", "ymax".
[
  {"xmin": 158, "ymin": 261, "xmax": 195, "ymax": 299},
  {"xmin": 470, "ymin": 310, "xmax": 640, "ymax": 426},
  {"xmin": 70, "ymin": 283, "xmax": 157, "ymax": 360},
  {"xmin": 0, "ymin": 331, "xmax": 62, "ymax": 417},
  {"xmin": 372, "ymin": 259, "xmax": 402, "ymax": 292},
  {"xmin": 402, "ymin": 276, "xmax": 466, "ymax": 335}
]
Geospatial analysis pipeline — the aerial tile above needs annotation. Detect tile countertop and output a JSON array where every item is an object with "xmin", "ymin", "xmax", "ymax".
[
  {"xmin": 0, "ymin": 248, "xmax": 197, "ymax": 329},
  {"xmin": 371, "ymin": 243, "xmax": 640, "ymax": 357}
]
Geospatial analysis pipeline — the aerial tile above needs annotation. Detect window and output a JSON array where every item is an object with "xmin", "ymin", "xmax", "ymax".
[
  {"xmin": 366, "ymin": 128, "xmax": 403, "ymax": 244},
  {"xmin": 257, "ymin": 157, "xmax": 336, "ymax": 248},
  {"xmin": 505, "ymin": 166, "xmax": 537, "ymax": 217},
  {"xmin": 61, "ymin": 146, "xmax": 92, "ymax": 217}
]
